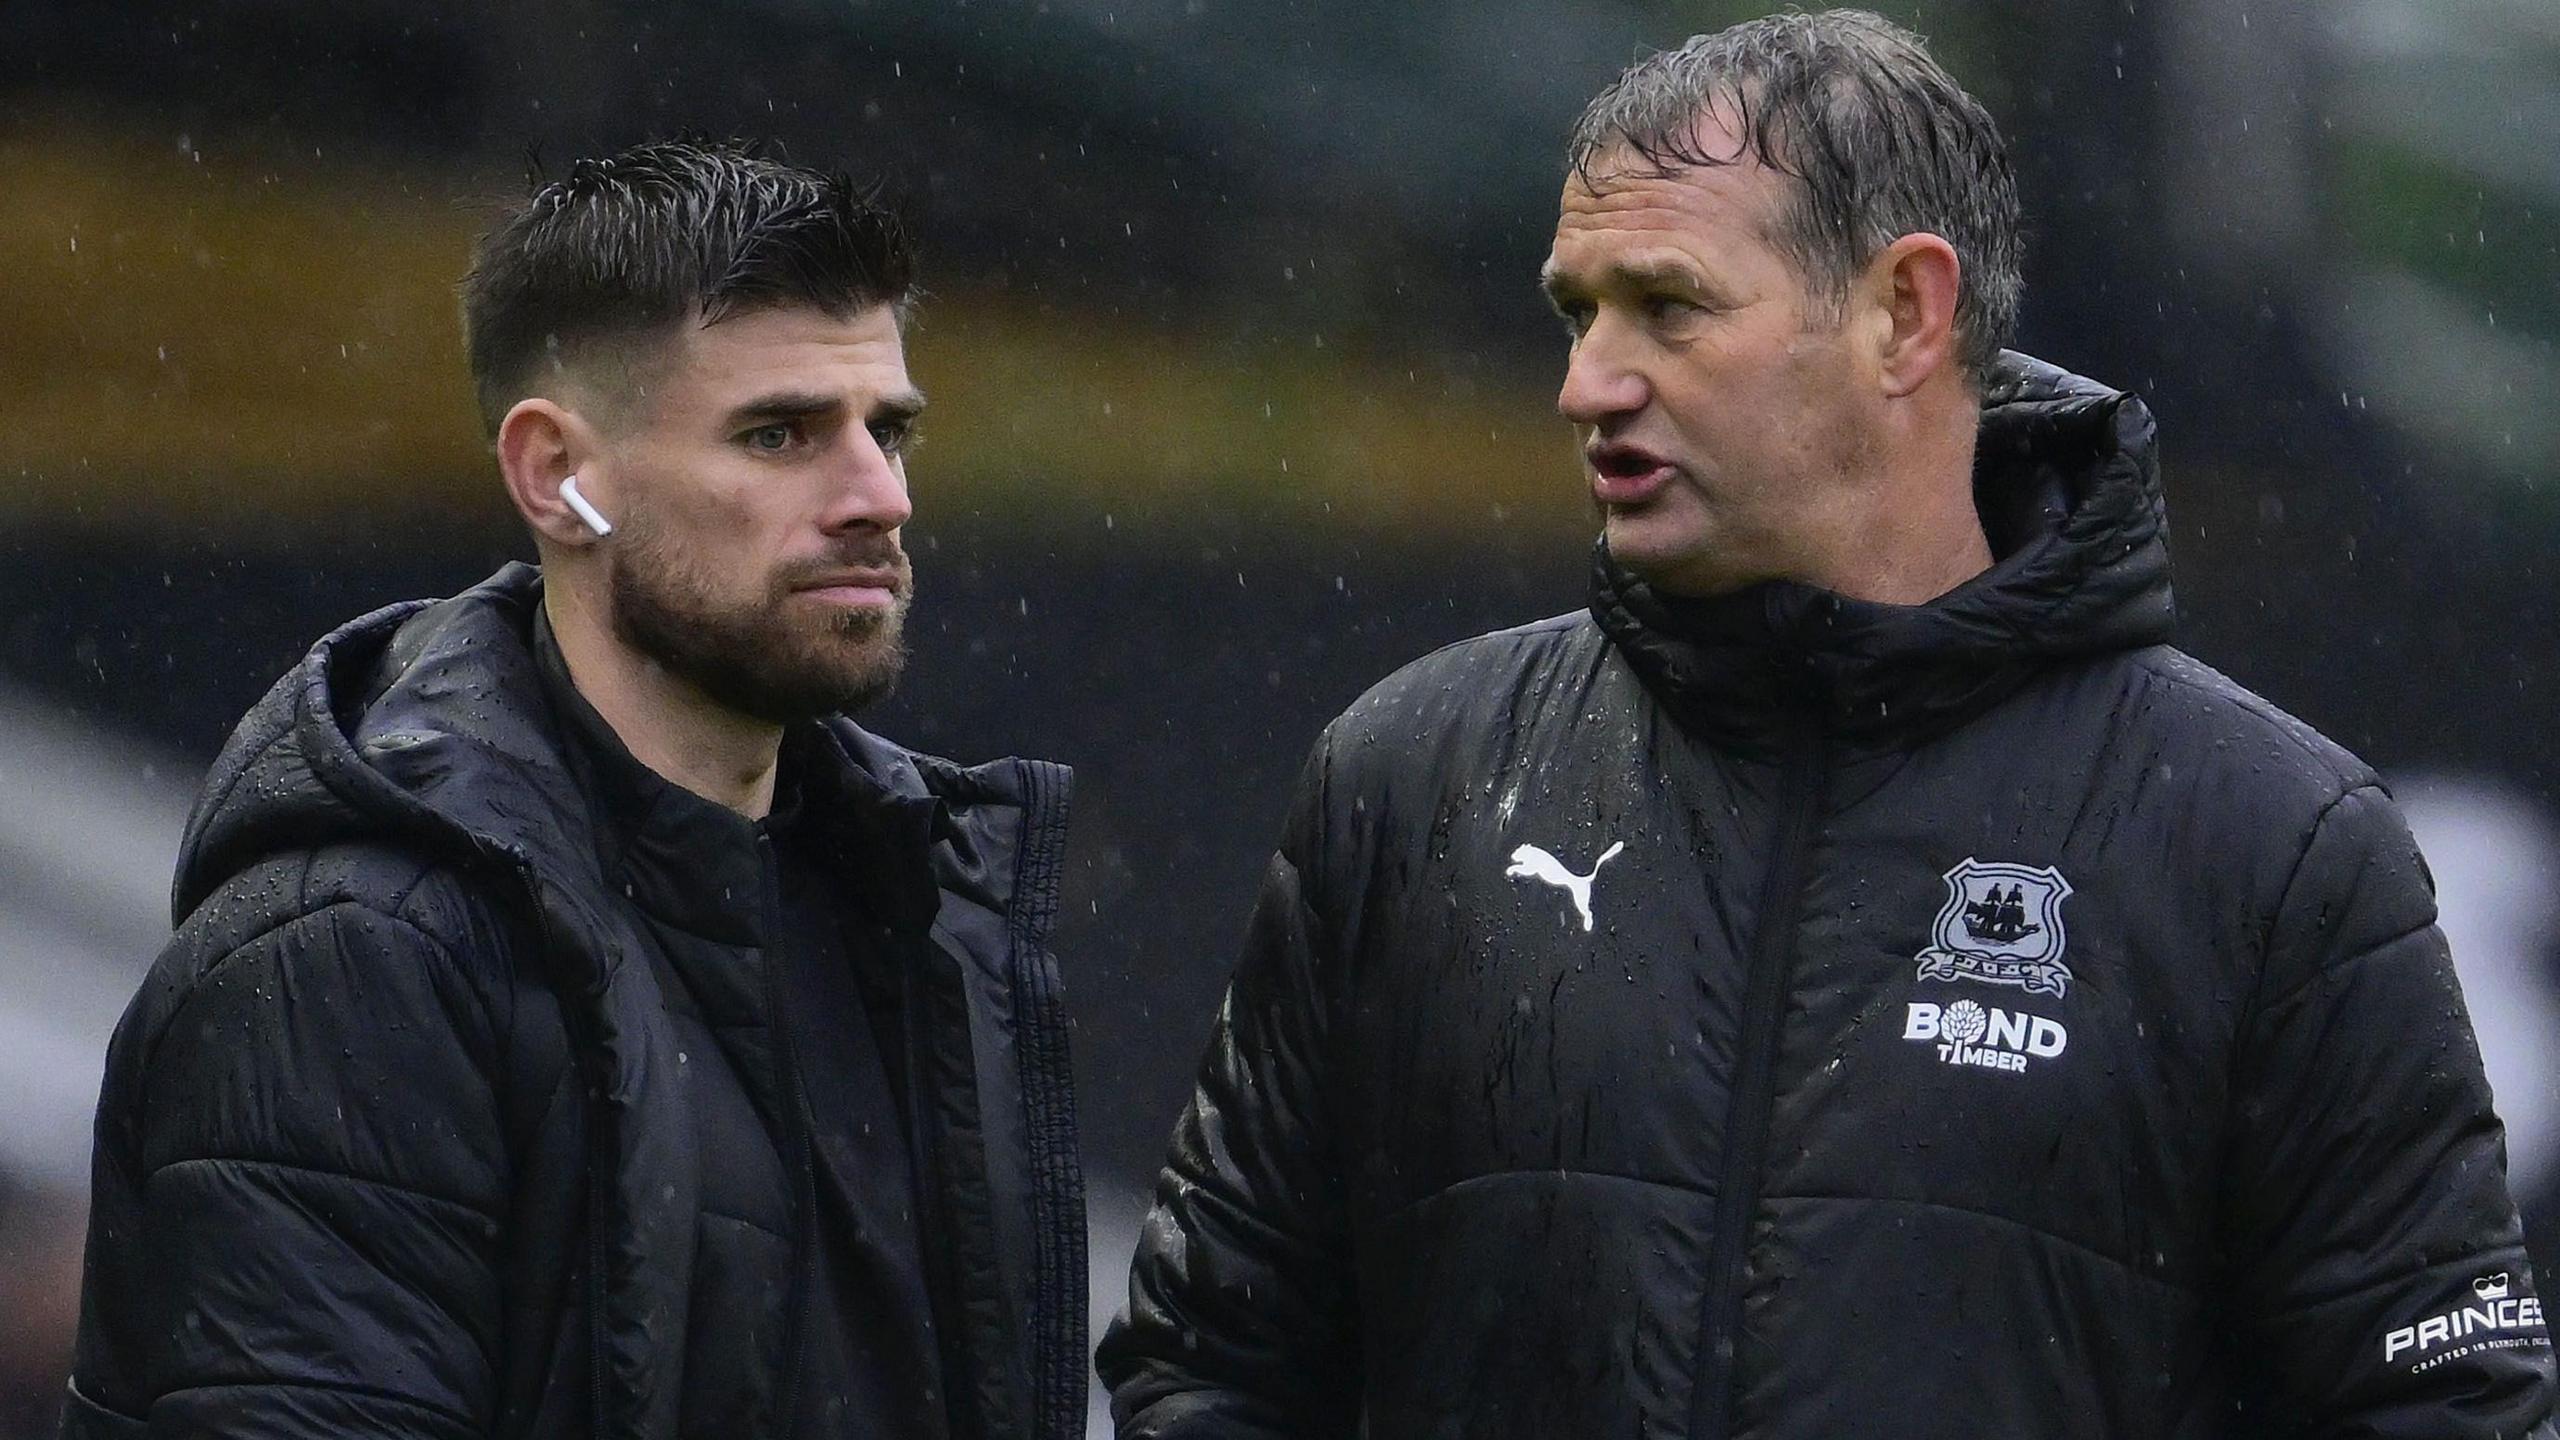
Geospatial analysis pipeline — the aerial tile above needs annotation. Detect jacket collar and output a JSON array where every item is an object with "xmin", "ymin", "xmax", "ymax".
[
  {"xmin": 1588, "ymin": 351, "xmax": 2177, "ymax": 757},
  {"xmin": 528, "ymin": 605, "xmax": 944, "ymax": 943}
]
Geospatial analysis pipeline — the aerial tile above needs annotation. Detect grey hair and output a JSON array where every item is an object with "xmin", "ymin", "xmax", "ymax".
[{"xmin": 1567, "ymin": 9, "xmax": 2023, "ymax": 380}]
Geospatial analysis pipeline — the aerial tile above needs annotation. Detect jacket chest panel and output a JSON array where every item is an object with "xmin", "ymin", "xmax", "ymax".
[
  {"xmin": 633, "ymin": 940, "xmax": 819, "ymax": 1433},
  {"xmin": 663, "ymin": 1006, "xmax": 796, "ymax": 1238},
  {"xmin": 1338, "ymin": 731, "xmax": 1783, "ymax": 1210},
  {"xmin": 634, "ymin": 927, "xmax": 798, "ymax": 1242},
  {"xmin": 1762, "ymin": 758, "xmax": 2250, "ymax": 1276},
  {"xmin": 1336, "ymin": 716, "xmax": 2249, "ymax": 1282}
]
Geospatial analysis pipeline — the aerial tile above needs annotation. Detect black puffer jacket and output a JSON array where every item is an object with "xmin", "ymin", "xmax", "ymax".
[
  {"xmin": 63, "ymin": 565, "xmax": 1085, "ymax": 1440},
  {"xmin": 1101, "ymin": 354, "xmax": 2557, "ymax": 1438}
]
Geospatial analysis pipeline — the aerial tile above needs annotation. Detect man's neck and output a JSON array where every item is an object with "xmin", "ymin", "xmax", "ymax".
[
  {"xmin": 1808, "ymin": 509, "xmax": 1994, "ymax": 606},
  {"xmin": 1799, "ymin": 412, "xmax": 1991, "ymax": 606},
  {"xmin": 1647, "ymin": 469, "xmax": 1992, "ymax": 608},
  {"xmin": 543, "ymin": 587, "xmax": 784, "ymax": 820}
]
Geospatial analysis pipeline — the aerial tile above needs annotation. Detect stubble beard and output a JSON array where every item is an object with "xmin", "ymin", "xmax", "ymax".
[{"xmin": 605, "ymin": 514, "xmax": 912, "ymax": 726}]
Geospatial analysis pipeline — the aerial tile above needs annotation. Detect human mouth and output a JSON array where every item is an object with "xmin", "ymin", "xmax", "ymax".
[
  {"xmin": 1586, "ymin": 439, "xmax": 1678, "ymax": 506},
  {"xmin": 790, "ymin": 568, "xmax": 907, "ymax": 610}
]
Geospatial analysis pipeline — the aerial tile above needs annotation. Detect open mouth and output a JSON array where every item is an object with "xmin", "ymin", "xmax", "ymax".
[{"xmin": 1587, "ymin": 441, "xmax": 1677, "ymax": 503}]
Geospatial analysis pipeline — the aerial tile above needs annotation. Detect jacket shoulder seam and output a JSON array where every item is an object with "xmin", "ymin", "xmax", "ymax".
[
  {"xmin": 2124, "ymin": 652, "xmax": 2374, "ymax": 793},
  {"xmin": 2250, "ymin": 779, "xmax": 2428, "ymax": 1019},
  {"xmin": 2246, "ymin": 781, "xmax": 2387, "ymax": 1004},
  {"xmin": 2119, "ymin": 662, "xmax": 2381, "ymax": 1023}
]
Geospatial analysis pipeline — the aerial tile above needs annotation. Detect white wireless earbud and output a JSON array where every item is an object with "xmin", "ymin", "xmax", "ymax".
[{"xmin": 559, "ymin": 473, "xmax": 614, "ymax": 537}]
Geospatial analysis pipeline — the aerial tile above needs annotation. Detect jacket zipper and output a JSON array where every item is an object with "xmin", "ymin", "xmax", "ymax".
[
  {"xmin": 759, "ymin": 833, "xmax": 820, "ymax": 1436},
  {"xmin": 1005, "ymin": 758, "xmax": 1082, "ymax": 1440},
  {"xmin": 1690, "ymin": 720, "xmax": 1829, "ymax": 1440}
]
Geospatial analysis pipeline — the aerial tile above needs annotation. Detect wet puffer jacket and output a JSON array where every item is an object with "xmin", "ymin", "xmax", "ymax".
[
  {"xmin": 1101, "ymin": 354, "xmax": 2557, "ymax": 1438},
  {"xmin": 63, "ymin": 565, "xmax": 1086, "ymax": 1440}
]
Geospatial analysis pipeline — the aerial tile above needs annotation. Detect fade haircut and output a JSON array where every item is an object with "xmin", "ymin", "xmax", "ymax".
[
  {"xmin": 1568, "ymin": 9, "xmax": 2022, "ymax": 380},
  {"xmin": 461, "ymin": 138, "xmax": 917, "ymax": 437}
]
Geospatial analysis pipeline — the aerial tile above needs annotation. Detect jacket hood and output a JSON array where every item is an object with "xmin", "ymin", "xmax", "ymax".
[{"xmin": 1589, "ymin": 350, "xmax": 2177, "ymax": 754}]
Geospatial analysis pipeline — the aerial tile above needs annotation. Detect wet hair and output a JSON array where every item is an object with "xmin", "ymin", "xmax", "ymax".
[
  {"xmin": 1567, "ymin": 9, "xmax": 2022, "ymax": 380},
  {"xmin": 460, "ymin": 138, "xmax": 916, "ymax": 437}
]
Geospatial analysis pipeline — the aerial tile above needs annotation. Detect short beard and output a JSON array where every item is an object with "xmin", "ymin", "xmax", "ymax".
[{"xmin": 605, "ymin": 516, "xmax": 911, "ymax": 727}]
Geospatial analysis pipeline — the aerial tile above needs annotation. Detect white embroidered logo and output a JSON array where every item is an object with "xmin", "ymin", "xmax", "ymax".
[
  {"xmin": 1507, "ymin": 841, "xmax": 1625, "ymax": 932},
  {"xmin": 2382, "ymin": 1273, "xmax": 2549, "ymax": 1370},
  {"xmin": 1903, "ymin": 1000, "xmax": 2069, "ymax": 1075}
]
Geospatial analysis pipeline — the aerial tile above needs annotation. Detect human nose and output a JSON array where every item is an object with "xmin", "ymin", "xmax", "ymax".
[
  {"xmin": 1557, "ymin": 318, "xmax": 1650, "ymax": 428},
  {"xmin": 818, "ymin": 427, "xmax": 913, "ymax": 534}
]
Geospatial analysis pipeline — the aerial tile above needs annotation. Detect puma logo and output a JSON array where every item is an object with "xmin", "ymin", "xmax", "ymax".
[{"xmin": 1506, "ymin": 841, "xmax": 1626, "ymax": 932}]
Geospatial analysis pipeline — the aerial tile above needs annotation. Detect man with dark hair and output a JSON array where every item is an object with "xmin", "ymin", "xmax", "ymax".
[
  {"xmin": 1102, "ymin": 11, "xmax": 2556, "ymax": 1437},
  {"xmin": 63, "ymin": 139, "xmax": 1086, "ymax": 1440}
]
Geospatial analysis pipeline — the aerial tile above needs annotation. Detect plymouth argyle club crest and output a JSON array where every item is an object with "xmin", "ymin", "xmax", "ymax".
[{"xmin": 1914, "ymin": 858, "xmax": 2076, "ymax": 998}]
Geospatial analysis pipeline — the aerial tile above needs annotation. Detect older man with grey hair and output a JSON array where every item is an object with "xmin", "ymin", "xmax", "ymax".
[{"xmin": 1099, "ymin": 10, "xmax": 2556, "ymax": 1438}]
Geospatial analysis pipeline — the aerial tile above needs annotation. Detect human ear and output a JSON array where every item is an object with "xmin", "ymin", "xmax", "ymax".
[
  {"xmin": 1865, "ymin": 233, "xmax": 1962, "ymax": 400},
  {"xmin": 496, "ymin": 398, "xmax": 607, "ymax": 548}
]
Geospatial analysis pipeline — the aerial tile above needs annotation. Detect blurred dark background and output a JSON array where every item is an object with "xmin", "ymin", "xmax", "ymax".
[{"xmin": 3, "ymin": 1, "xmax": 2555, "ymax": 1433}]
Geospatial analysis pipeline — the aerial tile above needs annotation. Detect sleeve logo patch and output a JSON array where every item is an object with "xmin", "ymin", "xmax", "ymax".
[{"xmin": 2382, "ymin": 1274, "xmax": 2550, "ymax": 1371}]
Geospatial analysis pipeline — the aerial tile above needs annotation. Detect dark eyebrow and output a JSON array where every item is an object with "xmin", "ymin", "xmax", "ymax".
[
  {"xmin": 1614, "ymin": 258, "xmax": 1709, "ymax": 294},
  {"xmin": 1541, "ymin": 257, "xmax": 1713, "ymax": 309},
  {"xmin": 869, "ymin": 389, "xmax": 928, "ymax": 425},
  {"xmin": 724, "ymin": 392, "xmax": 845, "ymax": 429},
  {"xmin": 722, "ymin": 388, "xmax": 929, "ymax": 429}
]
